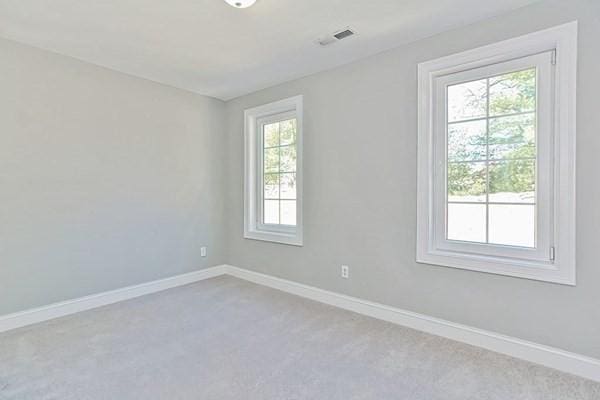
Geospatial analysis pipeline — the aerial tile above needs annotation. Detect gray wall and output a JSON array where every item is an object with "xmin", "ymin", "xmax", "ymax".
[
  {"xmin": 0, "ymin": 38, "xmax": 227, "ymax": 315},
  {"xmin": 225, "ymin": 0, "xmax": 600, "ymax": 358}
]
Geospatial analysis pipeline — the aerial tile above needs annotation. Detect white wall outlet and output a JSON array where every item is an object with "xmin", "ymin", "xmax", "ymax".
[
  {"xmin": 200, "ymin": 246, "xmax": 207, "ymax": 257},
  {"xmin": 341, "ymin": 265, "xmax": 349, "ymax": 279}
]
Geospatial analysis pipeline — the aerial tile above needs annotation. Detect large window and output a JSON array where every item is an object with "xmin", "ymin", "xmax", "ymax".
[
  {"xmin": 445, "ymin": 62, "xmax": 542, "ymax": 250},
  {"xmin": 244, "ymin": 96, "xmax": 303, "ymax": 246},
  {"xmin": 417, "ymin": 23, "xmax": 577, "ymax": 284}
]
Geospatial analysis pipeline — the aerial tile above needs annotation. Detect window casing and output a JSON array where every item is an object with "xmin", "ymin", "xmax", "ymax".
[
  {"xmin": 244, "ymin": 96, "xmax": 303, "ymax": 246},
  {"xmin": 417, "ymin": 23, "xmax": 577, "ymax": 284}
]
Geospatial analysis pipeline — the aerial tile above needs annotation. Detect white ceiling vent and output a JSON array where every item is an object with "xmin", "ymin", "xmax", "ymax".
[{"xmin": 317, "ymin": 27, "xmax": 357, "ymax": 46}]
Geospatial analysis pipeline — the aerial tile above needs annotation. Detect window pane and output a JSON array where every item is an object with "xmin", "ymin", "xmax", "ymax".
[
  {"xmin": 489, "ymin": 68, "xmax": 536, "ymax": 116},
  {"xmin": 447, "ymin": 203, "xmax": 486, "ymax": 243},
  {"xmin": 489, "ymin": 113, "xmax": 536, "ymax": 160},
  {"xmin": 264, "ymin": 200, "xmax": 279, "ymax": 224},
  {"xmin": 448, "ymin": 162, "xmax": 487, "ymax": 202},
  {"xmin": 489, "ymin": 160, "xmax": 535, "ymax": 203},
  {"xmin": 447, "ymin": 79, "xmax": 487, "ymax": 122},
  {"xmin": 489, "ymin": 204, "xmax": 535, "ymax": 247},
  {"xmin": 264, "ymin": 174, "xmax": 279, "ymax": 200},
  {"xmin": 280, "ymin": 119, "xmax": 297, "ymax": 145},
  {"xmin": 264, "ymin": 147, "xmax": 279, "ymax": 173},
  {"xmin": 448, "ymin": 120, "xmax": 487, "ymax": 162},
  {"xmin": 280, "ymin": 173, "xmax": 296, "ymax": 200},
  {"xmin": 280, "ymin": 200, "xmax": 297, "ymax": 226},
  {"xmin": 264, "ymin": 122, "xmax": 280, "ymax": 147},
  {"xmin": 280, "ymin": 145, "xmax": 296, "ymax": 172}
]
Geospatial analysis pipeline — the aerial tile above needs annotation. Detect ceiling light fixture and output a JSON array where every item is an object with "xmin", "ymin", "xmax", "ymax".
[{"xmin": 224, "ymin": 0, "xmax": 256, "ymax": 8}]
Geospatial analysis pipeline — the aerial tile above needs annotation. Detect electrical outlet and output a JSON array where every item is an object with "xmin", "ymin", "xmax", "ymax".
[
  {"xmin": 341, "ymin": 265, "xmax": 349, "ymax": 279},
  {"xmin": 201, "ymin": 246, "xmax": 207, "ymax": 257}
]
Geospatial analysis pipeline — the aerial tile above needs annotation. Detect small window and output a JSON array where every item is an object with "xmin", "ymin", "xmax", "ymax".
[
  {"xmin": 244, "ymin": 96, "xmax": 303, "ymax": 245},
  {"xmin": 417, "ymin": 23, "xmax": 577, "ymax": 284},
  {"xmin": 259, "ymin": 114, "xmax": 298, "ymax": 228}
]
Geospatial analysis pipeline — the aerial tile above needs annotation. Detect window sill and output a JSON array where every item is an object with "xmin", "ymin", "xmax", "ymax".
[
  {"xmin": 244, "ymin": 229, "xmax": 303, "ymax": 246},
  {"xmin": 417, "ymin": 249, "xmax": 575, "ymax": 286}
]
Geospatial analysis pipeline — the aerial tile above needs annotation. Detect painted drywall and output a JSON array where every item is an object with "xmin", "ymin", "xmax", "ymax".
[
  {"xmin": 0, "ymin": 38, "xmax": 226, "ymax": 315},
  {"xmin": 225, "ymin": 0, "xmax": 600, "ymax": 358}
]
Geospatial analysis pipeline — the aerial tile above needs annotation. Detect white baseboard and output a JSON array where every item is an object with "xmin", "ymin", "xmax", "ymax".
[
  {"xmin": 225, "ymin": 265, "xmax": 600, "ymax": 383},
  {"xmin": 2, "ymin": 263, "xmax": 599, "ymax": 382},
  {"xmin": 0, "ymin": 265, "xmax": 228, "ymax": 334}
]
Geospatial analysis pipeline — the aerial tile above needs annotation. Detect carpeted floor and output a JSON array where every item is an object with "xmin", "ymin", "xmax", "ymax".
[{"xmin": 1, "ymin": 275, "xmax": 599, "ymax": 400}]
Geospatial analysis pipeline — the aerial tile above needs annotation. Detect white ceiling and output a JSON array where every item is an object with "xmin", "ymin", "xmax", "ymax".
[{"xmin": 0, "ymin": 0, "xmax": 540, "ymax": 100}]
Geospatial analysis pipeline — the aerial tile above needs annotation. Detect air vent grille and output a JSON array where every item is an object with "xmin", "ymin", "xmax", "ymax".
[
  {"xmin": 333, "ymin": 29, "xmax": 354, "ymax": 40},
  {"xmin": 317, "ymin": 27, "xmax": 357, "ymax": 46}
]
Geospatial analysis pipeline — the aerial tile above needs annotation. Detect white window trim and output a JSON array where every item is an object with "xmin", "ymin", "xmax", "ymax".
[
  {"xmin": 244, "ymin": 95, "xmax": 303, "ymax": 246},
  {"xmin": 416, "ymin": 22, "xmax": 577, "ymax": 285}
]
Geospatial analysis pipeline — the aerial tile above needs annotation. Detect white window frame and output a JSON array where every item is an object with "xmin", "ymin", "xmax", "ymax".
[
  {"xmin": 416, "ymin": 22, "xmax": 577, "ymax": 285},
  {"xmin": 244, "ymin": 95, "xmax": 303, "ymax": 246}
]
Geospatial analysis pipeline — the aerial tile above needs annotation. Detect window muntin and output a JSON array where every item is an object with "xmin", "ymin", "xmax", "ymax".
[
  {"xmin": 259, "ymin": 114, "xmax": 298, "ymax": 228},
  {"xmin": 446, "ymin": 67, "xmax": 537, "ymax": 248}
]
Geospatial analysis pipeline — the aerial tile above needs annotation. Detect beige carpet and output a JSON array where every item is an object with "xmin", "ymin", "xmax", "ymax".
[{"xmin": 1, "ymin": 275, "xmax": 599, "ymax": 399}]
